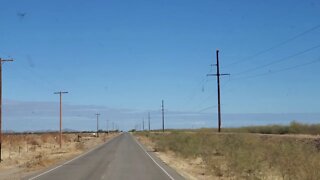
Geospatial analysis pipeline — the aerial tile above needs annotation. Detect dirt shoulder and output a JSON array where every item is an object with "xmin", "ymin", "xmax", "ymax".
[
  {"xmin": 0, "ymin": 132, "xmax": 118, "ymax": 180},
  {"xmin": 135, "ymin": 132, "xmax": 320, "ymax": 180},
  {"xmin": 135, "ymin": 135, "xmax": 214, "ymax": 180}
]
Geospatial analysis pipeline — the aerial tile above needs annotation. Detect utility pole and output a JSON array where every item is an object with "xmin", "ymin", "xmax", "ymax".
[
  {"xmin": 207, "ymin": 50, "xmax": 230, "ymax": 132},
  {"xmin": 0, "ymin": 58, "xmax": 13, "ymax": 162},
  {"xmin": 162, "ymin": 100, "xmax": 165, "ymax": 133},
  {"xmin": 54, "ymin": 91, "xmax": 68, "ymax": 148},
  {"xmin": 142, "ymin": 118, "xmax": 144, "ymax": 131},
  {"xmin": 106, "ymin": 119, "xmax": 108, "ymax": 133},
  {"xmin": 96, "ymin": 113, "xmax": 100, "ymax": 137},
  {"xmin": 148, "ymin": 112, "xmax": 151, "ymax": 131},
  {"xmin": 112, "ymin": 122, "xmax": 114, "ymax": 131}
]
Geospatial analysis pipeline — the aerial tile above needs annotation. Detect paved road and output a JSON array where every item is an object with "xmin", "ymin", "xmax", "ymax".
[{"xmin": 25, "ymin": 133, "xmax": 185, "ymax": 180}]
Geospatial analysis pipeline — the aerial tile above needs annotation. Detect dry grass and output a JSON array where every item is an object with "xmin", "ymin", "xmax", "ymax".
[
  {"xmin": 136, "ymin": 131, "xmax": 320, "ymax": 180},
  {"xmin": 0, "ymin": 132, "xmax": 118, "ymax": 179},
  {"xmin": 224, "ymin": 121, "xmax": 320, "ymax": 135}
]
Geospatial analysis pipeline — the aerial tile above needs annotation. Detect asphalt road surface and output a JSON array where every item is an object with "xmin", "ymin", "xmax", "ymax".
[{"xmin": 25, "ymin": 133, "xmax": 185, "ymax": 180}]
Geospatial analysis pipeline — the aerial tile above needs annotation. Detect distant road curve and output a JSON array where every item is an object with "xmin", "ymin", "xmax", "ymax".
[{"xmin": 25, "ymin": 133, "xmax": 185, "ymax": 180}]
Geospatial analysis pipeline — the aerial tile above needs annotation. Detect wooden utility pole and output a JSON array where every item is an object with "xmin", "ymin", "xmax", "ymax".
[
  {"xmin": 0, "ymin": 58, "xmax": 13, "ymax": 162},
  {"xmin": 106, "ymin": 119, "xmax": 108, "ymax": 133},
  {"xmin": 142, "ymin": 118, "xmax": 144, "ymax": 131},
  {"xmin": 96, "ymin": 113, "xmax": 100, "ymax": 137},
  {"xmin": 207, "ymin": 50, "xmax": 230, "ymax": 132},
  {"xmin": 148, "ymin": 112, "xmax": 151, "ymax": 131},
  {"xmin": 54, "ymin": 91, "xmax": 68, "ymax": 148},
  {"xmin": 162, "ymin": 100, "xmax": 165, "ymax": 133}
]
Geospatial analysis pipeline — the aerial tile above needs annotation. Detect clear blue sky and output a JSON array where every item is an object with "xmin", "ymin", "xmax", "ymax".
[{"xmin": 1, "ymin": 0, "xmax": 320, "ymax": 131}]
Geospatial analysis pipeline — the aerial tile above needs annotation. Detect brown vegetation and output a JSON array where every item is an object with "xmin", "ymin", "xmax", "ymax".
[
  {"xmin": 0, "ymin": 132, "xmax": 118, "ymax": 179},
  {"xmin": 224, "ymin": 121, "xmax": 320, "ymax": 135},
  {"xmin": 135, "ymin": 130, "xmax": 320, "ymax": 180}
]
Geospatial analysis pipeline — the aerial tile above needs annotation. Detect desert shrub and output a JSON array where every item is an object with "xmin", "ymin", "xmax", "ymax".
[
  {"xmin": 62, "ymin": 134, "xmax": 74, "ymax": 143},
  {"xmin": 3, "ymin": 134, "xmax": 26, "ymax": 149},
  {"xmin": 40, "ymin": 133, "xmax": 57, "ymax": 144},
  {"xmin": 137, "ymin": 131, "xmax": 320, "ymax": 179},
  {"xmin": 25, "ymin": 152, "xmax": 47, "ymax": 168},
  {"xmin": 235, "ymin": 121, "xmax": 320, "ymax": 135},
  {"xmin": 29, "ymin": 139, "xmax": 41, "ymax": 146},
  {"xmin": 220, "ymin": 135, "xmax": 264, "ymax": 178},
  {"xmin": 76, "ymin": 142, "xmax": 85, "ymax": 150}
]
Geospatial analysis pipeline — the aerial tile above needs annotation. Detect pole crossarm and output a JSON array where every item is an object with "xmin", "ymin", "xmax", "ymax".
[
  {"xmin": 0, "ymin": 59, "xmax": 14, "ymax": 62},
  {"xmin": 54, "ymin": 92, "xmax": 68, "ymax": 94},
  {"xmin": 206, "ymin": 50, "xmax": 230, "ymax": 132},
  {"xmin": 207, "ymin": 73, "xmax": 230, "ymax": 76}
]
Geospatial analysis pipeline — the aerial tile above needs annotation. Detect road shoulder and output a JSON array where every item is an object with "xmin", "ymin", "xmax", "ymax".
[
  {"xmin": 131, "ymin": 134, "xmax": 185, "ymax": 180},
  {"xmin": 23, "ymin": 133, "xmax": 121, "ymax": 180}
]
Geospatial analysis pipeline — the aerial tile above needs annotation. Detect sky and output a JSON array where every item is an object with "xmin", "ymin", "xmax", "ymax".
[{"xmin": 0, "ymin": 0, "xmax": 320, "ymax": 131}]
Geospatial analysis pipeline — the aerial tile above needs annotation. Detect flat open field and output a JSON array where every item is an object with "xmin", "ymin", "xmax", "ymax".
[
  {"xmin": 0, "ymin": 132, "xmax": 118, "ymax": 180},
  {"xmin": 135, "ymin": 130, "xmax": 320, "ymax": 180}
]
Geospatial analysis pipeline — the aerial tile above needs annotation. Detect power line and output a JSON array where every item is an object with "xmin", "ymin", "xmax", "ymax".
[
  {"xmin": 191, "ymin": 77, "xmax": 231, "ymax": 111},
  {"xmin": 185, "ymin": 59, "xmax": 232, "ymax": 112},
  {"xmin": 232, "ymin": 57, "xmax": 320, "ymax": 81},
  {"xmin": 184, "ymin": 72, "xmax": 210, "ymax": 106},
  {"xmin": 196, "ymin": 94, "xmax": 215, "ymax": 108},
  {"xmin": 183, "ymin": 60, "xmax": 217, "ymax": 109},
  {"xmin": 192, "ymin": 82, "xmax": 232, "ymax": 116},
  {"xmin": 233, "ymin": 44, "xmax": 320, "ymax": 76},
  {"xmin": 197, "ymin": 105, "xmax": 217, "ymax": 113},
  {"xmin": 9, "ymin": 56, "xmax": 59, "ymax": 92},
  {"xmin": 224, "ymin": 24, "xmax": 320, "ymax": 68}
]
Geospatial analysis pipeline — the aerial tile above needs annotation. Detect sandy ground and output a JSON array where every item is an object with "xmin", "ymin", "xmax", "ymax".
[
  {"xmin": 135, "ymin": 135, "xmax": 215, "ymax": 180},
  {"xmin": 0, "ymin": 132, "xmax": 118, "ymax": 180}
]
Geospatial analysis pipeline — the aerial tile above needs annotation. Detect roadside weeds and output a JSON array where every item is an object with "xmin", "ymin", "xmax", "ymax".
[
  {"xmin": 0, "ymin": 133, "xmax": 118, "ymax": 179},
  {"xmin": 135, "ymin": 131, "xmax": 320, "ymax": 180}
]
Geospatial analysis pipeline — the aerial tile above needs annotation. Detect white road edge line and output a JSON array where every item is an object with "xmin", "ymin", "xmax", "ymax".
[
  {"xmin": 133, "ymin": 135, "xmax": 175, "ymax": 180},
  {"xmin": 28, "ymin": 133, "xmax": 121, "ymax": 180}
]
